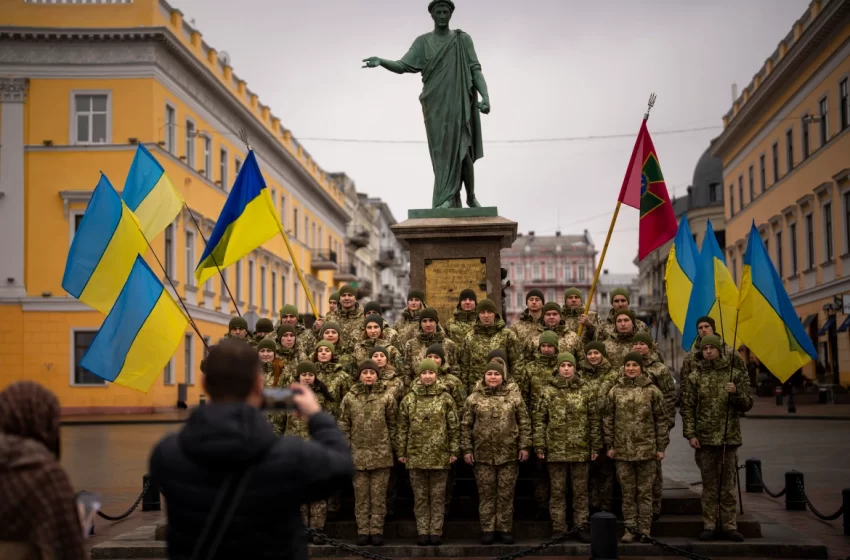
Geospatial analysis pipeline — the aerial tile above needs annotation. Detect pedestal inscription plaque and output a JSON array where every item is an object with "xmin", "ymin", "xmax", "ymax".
[{"xmin": 424, "ymin": 258, "xmax": 488, "ymax": 326}]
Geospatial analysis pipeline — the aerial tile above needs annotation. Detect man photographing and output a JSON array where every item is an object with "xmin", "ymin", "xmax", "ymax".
[{"xmin": 150, "ymin": 339, "xmax": 353, "ymax": 559}]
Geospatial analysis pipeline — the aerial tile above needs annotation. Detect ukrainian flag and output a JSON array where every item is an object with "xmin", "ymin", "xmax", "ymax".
[
  {"xmin": 80, "ymin": 256, "xmax": 188, "ymax": 392},
  {"xmin": 665, "ymin": 213, "xmax": 699, "ymax": 333},
  {"xmin": 738, "ymin": 222, "xmax": 816, "ymax": 382},
  {"xmin": 62, "ymin": 174, "xmax": 148, "ymax": 314},
  {"xmin": 122, "ymin": 144, "xmax": 184, "ymax": 238},
  {"xmin": 195, "ymin": 150, "xmax": 280, "ymax": 285},
  {"xmin": 682, "ymin": 219, "xmax": 739, "ymax": 350}
]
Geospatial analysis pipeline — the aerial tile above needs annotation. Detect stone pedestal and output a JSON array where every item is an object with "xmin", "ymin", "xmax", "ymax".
[{"xmin": 391, "ymin": 210, "xmax": 517, "ymax": 324}]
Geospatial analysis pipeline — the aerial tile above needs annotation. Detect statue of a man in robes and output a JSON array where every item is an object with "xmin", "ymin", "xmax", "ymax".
[{"xmin": 363, "ymin": 0, "xmax": 490, "ymax": 209}]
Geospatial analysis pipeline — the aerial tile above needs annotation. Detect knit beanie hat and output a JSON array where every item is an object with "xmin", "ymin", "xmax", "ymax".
[
  {"xmin": 420, "ymin": 308, "xmax": 439, "ymax": 323},
  {"xmin": 255, "ymin": 318, "xmax": 274, "ymax": 333},
  {"xmin": 696, "ymin": 315, "xmax": 716, "ymax": 331},
  {"xmin": 359, "ymin": 360, "xmax": 379, "ymax": 374},
  {"xmin": 526, "ymin": 288, "xmax": 545, "ymax": 302},
  {"xmin": 477, "ymin": 299, "xmax": 497, "ymax": 313},
  {"xmin": 277, "ymin": 324, "xmax": 296, "ymax": 337},
  {"xmin": 321, "ymin": 321, "xmax": 341, "ymax": 336},
  {"xmin": 408, "ymin": 289, "xmax": 425, "ymax": 302},
  {"xmin": 585, "ymin": 340, "xmax": 608, "ymax": 358},
  {"xmin": 538, "ymin": 330, "xmax": 559, "ymax": 348},
  {"xmin": 487, "ymin": 348, "xmax": 508, "ymax": 364},
  {"xmin": 370, "ymin": 345, "xmax": 389, "ymax": 359},
  {"xmin": 485, "ymin": 361, "xmax": 505, "ymax": 376},
  {"xmin": 339, "ymin": 284, "xmax": 356, "ymax": 296},
  {"xmin": 364, "ymin": 301, "xmax": 382, "ymax": 315},
  {"xmin": 316, "ymin": 340, "xmax": 335, "ymax": 353},
  {"xmin": 623, "ymin": 352, "xmax": 644, "ymax": 368},
  {"xmin": 329, "ymin": 291, "xmax": 340, "ymax": 303},
  {"xmin": 417, "ymin": 358, "xmax": 439, "ymax": 374},
  {"xmin": 633, "ymin": 332, "xmax": 654, "ymax": 346},
  {"xmin": 610, "ymin": 287, "xmax": 631, "ymax": 303},
  {"xmin": 542, "ymin": 302, "xmax": 562, "ymax": 315},
  {"xmin": 279, "ymin": 304, "xmax": 299, "ymax": 317},
  {"xmin": 364, "ymin": 316, "xmax": 383, "ymax": 329},
  {"xmin": 229, "ymin": 317, "xmax": 248, "ymax": 330},
  {"xmin": 700, "ymin": 334, "xmax": 723, "ymax": 349},
  {"xmin": 557, "ymin": 352, "xmax": 576, "ymax": 368},
  {"xmin": 426, "ymin": 343, "xmax": 445, "ymax": 363},
  {"xmin": 564, "ymin": 287, "xmax": 583, "ymax": 301},
  {"xmin": 296, "ymin": 361, "xmax": 317, "ymax": 375},
  {"xmin": 614, "ymin": 309, "xmax": 636, "ymax": 324},
  {"xmin": 458, "ymin": 288, "xmax": 477, "ymax": 303},
  {"xmin": 257, "ymin": 339, "xmax": 276, "ymax": 352}
]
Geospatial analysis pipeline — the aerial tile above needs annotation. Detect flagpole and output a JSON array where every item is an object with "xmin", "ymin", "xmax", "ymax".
[
  {"xmin": 579, "ymin": 93, "xmax": 656, "ymax": 337},
  {"xmin": 237, "ymin": 129, "xmax": 320, "ymax": 319},
  {"xmin": 183, "ymin": 203, "xmax": 242, "ymax": 318}
]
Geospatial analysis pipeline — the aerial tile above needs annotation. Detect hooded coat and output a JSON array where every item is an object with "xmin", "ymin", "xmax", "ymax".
[
  {"xmin": 339, "ymin": 381, "xmax": 398, "ymax": 470},
  {"xmin": 459, "ymin": 316, "xmax": 523, "ymax": 392},
  {"xmin": 533, "ymin": 374, "xmax": 602, "ymax": 462},
  {"xmin": 397, "ymin": 380, "xmax": 459, "ymax": 470},
  {"xmin": 602, "ymin": 374, "xmax": 669, "ymax": 461}
]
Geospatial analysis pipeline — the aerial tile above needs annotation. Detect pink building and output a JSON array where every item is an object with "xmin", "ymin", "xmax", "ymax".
[{"xmin": 501, "ymin": 230, "xmax": 598, "ymax": 324}]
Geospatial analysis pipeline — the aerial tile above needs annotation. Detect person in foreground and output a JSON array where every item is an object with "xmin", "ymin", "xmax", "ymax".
[{"xmin": 150, "ymin": 339, "xmax": 354, "ymax": 560}]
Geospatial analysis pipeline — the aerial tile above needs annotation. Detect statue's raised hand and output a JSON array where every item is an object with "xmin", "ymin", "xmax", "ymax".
[
  {"xmin": 362, "ymin": 57, "xmax": 382, "ymax": 69},
  {"xmin": 478, "ymin": 99, "xmax": 490, "ymax": 114}
]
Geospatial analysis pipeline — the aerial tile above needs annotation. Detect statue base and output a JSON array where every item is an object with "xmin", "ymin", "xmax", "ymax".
[
  {"xmin": 407, "ymin": 207, "xmax": 498, "ymax": 219},
  {"xmin": 391, "ymin": 214, "xmax": 517, "ymax": 323}
]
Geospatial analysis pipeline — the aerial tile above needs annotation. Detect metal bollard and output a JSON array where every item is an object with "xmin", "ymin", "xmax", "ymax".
[
  {"xmin": 843, "ymin": 489, "xmax": 850, "ymax": 536},
  {"xmin": 787, "ymin": 388, "xmax": 796, "ymax": 413},
  {"xmin": 784, "ymin": 471, "xmax": 805, "ymax": 511},
  {"xmin": 590, "ymin": 511, "xmax": 618, "ymax": 560},
  {"xmin": 775, "ymin": 386, "xmax": 783, "ymax": 406},
  {"xmin": 745, "ymin": 458, "xmax": 763, "ymax": 493},
  {"xmin": 142, "ymin": 474, "xmax": 161, "ymax": 512}
]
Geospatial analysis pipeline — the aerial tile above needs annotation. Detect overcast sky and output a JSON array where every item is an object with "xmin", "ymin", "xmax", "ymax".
[{"xmin": 170, "ymin": 0, "xmax": 807, "ymax": 274}]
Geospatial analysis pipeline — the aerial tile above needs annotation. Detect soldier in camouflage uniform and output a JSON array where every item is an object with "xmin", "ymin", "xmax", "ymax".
[
  {"xmin": 445, "ymin": 288, "xmax": 478, "ymax": 344},
  {"xmin": 328, "ymin": 291, "xmax": 340, "ymax": 314},
  {"xmin": 604, "ymin": 352, "xmax": 669, "ymax": 542},
  {"xmin": 364, "ymin": 300, "xmax": 400, "ymax": 347},
  {"xmin": 403, "ymin": 308, "xmax": 459, "ymax": 381},
  {"xmin": 393, "ymin": 290, "xmax": 427, "ymax": 349},
  {"xmin": 310, "ymin": 341, "xmax": 349, "ymax": 417},
  {"xmin": 248, "ymin": 318, "xmax": 274, "ymax": 348},
  {"xmin": 257, "ymin": 339, "xmax": 286, "ymax": 434},
  {"xmin": 579, "ymin": 341, "xmax": 618, "ymax": 512},
  {"xmin": 369, "ymin": 345, "xmax": 406, "ymax": 400},
  {"xmin": 603, "ymin": 309, "xmax": 640, "ymax": 368},
  {"xmin": 679, "ymin": 316, "xmax": 746, "ymax": 399},
  {"xmin": 594, "ymin": 287, "xmax": 650, "ymax": 342},
  {"xmin": 339, "ymin": 360, "xmax": 398, "ymax": 546},
  {"xmin": 524, "ymin": 303, "xmax": 584, "ymax": 365},
  {"xmin": 319, "ymin": 321, "xmax": 357, "ymax": 378},
  {"xmin": 631, "ymin": 332, "xmax": 677, "ymax": 518},
  {"xmin": 522, "ymin": 330, "xmax": 560, "ymax": 410},
  {"xmin": 325, "ymin": 284, "xmax": 364, "ymax": 360},
  {"xmin": 562, "ymin": 288, "xmax": 600, "ymax": 340},
  {"xmin": 397, "ymin": 359, "xmax": 459, "ymax": 546},
  {"xmin": 277, "ymin": 304, "xmax": 317, "ymax": 358},
  {"xmin": 223, "ymin": 316, "xmax": 249, "ymax": 342},
  {"xmin": 509, "ymin": 288, "xmax": 545, "ymax": 351},
  {"xmin": 681, "ymin": 335, "xmax": 752, "ymax": 542},
  {"xmin": 534, "ymin": 352, "xmax": 601, "ymax": 542},
  {"xmin": 459, "ymin": 299, "xmax": 523, "ymax": 393},
  {"xmin": 286, "ymin": 361, "xmax": 335, "ymax": 542},
  {"xmin": 354, "ymin": 316, "xmax": 402, "ymax": 372},
  {"xmin": 273, "ymin": 324, "xmax": 303, "ymax": 384},
  {"xmin": 461, "ymin": 361, "xmax": 531, "ymax": 545}
]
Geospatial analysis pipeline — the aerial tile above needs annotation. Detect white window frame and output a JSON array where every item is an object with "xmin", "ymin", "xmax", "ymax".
[
  {"xmin": 69, "ymin": 328, "xmax": 108, "ymax": 387},
  {"xmin": 280, "ymin": 195, "xmax": 287, "ymax": 227},
  {"xmin": 234, "ymin": 157, "xmax": 243, "ymax": 176},
  {"xmin": 69, "ymin": 209, "xmax": 85, "ymax": 246},
  {"xmin": 281, "ymin": 274, "xmax": 287, "ymax": 307},
  {"xmin": 163, "ymin": 357, "xmax": 175, "ymax": 386},
  {"xmin": 260, "ymin": 264, "xmax": 267, "ymax": 311},
  {"xmin": 220, "ymin": 147, "xmax": 229, "ymax": 188},
  {"xmin": 248, "ymin": 259, "xmax": 255, "ymax": 307},
  {"xmin": 184, "ymin": 333, "xmax": 194, "ymax": 385},
  {"xmin": 271, "ymin": 270, "xmax": 277, "ymax": 314},
  {"xmin": 70, "ymin": 90, "xmax": 112, "ymax": 145},
  {"xmin": 202, "ymin": 135, "xmax": 212, "ymax": 179},
  {"xmin": 235, "ymin": 261, "xmax": 243, "ymax": 303},
  {"xmin": 164, "ymin": 221, "xmax": 176, "ymax": 281},
  {"xmin": 185, "ymin": 230, "xmax": 196, "ymax": 287},
  {"xmin": 185, "ymin": 118, "xmax": 196, "ymax": 167},
  {"xmin": 164, "ymin": 102, "xmax": 176, "ymax": 154}
]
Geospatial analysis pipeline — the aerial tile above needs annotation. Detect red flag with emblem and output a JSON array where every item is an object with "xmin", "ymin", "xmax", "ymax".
[{"xmin": 618, "ymin": 120, "xmax": 678, "ymax": 261}]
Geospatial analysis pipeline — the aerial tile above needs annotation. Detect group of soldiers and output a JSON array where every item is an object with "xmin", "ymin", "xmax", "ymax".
[{"xmin": 223, "ymin": 283, "xmax": 753, "ymax": 546}]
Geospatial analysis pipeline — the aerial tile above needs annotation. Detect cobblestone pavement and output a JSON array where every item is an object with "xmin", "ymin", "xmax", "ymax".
[{"xmin": 62, "ymin": 417, "xmax": 850, "ymax": 557}]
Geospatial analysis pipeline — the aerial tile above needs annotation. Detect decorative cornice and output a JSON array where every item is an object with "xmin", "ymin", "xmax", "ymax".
[
  {"xmin": 59, "ymin": 190, "xmax": 93, "ymax": 218},
  {"xmin": 813, "ymin": 181, "xmax": 834, "ymax": 197},
  {"xmin": 0, "ymin": 77, "xmax": 29, "ymax": 103},
  {"xmin": 832, "ymin": 167, "xmax": 850, "ymax": 185},
  {"xmin": 796, "ymin": 193, "xmax": 815, "ymax": 208}
]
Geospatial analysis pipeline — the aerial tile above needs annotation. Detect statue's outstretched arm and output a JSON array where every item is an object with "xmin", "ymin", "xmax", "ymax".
[{"xmin": 362, "ymin": 57, "xmax": 407, "ymax": 75}]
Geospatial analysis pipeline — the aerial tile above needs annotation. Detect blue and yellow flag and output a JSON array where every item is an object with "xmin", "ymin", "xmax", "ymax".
[
  {"xmin": 80, "ymin": 256, "xmax": 188, "ymax": 392},
  {"xmin": 195, "ymin": 150, "xmax": 280, "ymax": 285},
  {"xmin": 62, "ymin": 174, "xmax": 148, "ymax": 314},
  {"xmin": 122, "ymin": 144, "xmax": 184, "ymax": 238},
  {"xmin": 682, "ymin": 220, "xmax": 739, "ymax": 350},
  {"xmin": 665, "ymin": 213, "xmax": 699, "ymax": 333},
  {"xmin": 738, "ymin": 222, "xmax": 816, "ymax": 382}
]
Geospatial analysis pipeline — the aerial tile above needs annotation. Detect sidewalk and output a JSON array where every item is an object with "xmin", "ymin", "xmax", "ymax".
[
  {"xmin": 62, "ymin": 410, "xmax": 190, "ymax": 425},
  {"xmin": 744, "ymin": 394, "xmax": 850, "ymax": 420}
]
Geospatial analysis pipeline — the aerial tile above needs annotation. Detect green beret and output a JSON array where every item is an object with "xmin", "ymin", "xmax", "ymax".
[
  {"xmin": 296, "ymin": 361, "xmax": 317, "ymax": 375},
  {"xmin": 539, "ymin": 331, "xmax": 559, "ymax": 348},
  {"xmin": 623, "ymin": 352, "xmax": 644, "ymax": 368},
  {"xmin": 477, "ymin": 299, "xmax": 497, "ymax": 313},
  {"xmin": 229, "ymin": 317, "xmax": 248, "ymax": 330},
  {"xmin": 526, "ymin": 288, "xmax": 545, "ymax": 302},
  {"xmin": 557, "ymin": 352, "xmax": 576, "ymax": 368},
  {"xmin": 255, "ymin": 318, "xmax": 274, "ymax": 333},
  {"xmin": 257, "ymin": 339, "xmax": 276, "ymax": 352},
  {"xmin": 408, "ymin": 289, "xmax": 425, "ymax": 302},
  {"xmin": 564, "ymin": 288, "xmax": 583, "ymax": 301},
  {"xmin": 417, "ymin": 358, "xmax": 439, "ymax": 374},
  {"xmin": 426, "ymin": 343, "xmax": 445, "ymax": 362},
  {"xmin": 419, "ymin": 308, "xmax": 439, "ymax": 322},
  {"xmin": 633, "ymin": 332, "xmax": 654, "ymax": 346},
  {"xmin": 700, "ymin": 334, "xmax": 723, "ymax": 349},
  {"xmin": 585, "ymin": 341, "xmax": 608, "ymax": 358},
  {"xmin": 279, "ymin": 304, "xmax": 298, "ymax": 317},
  {"xmin": 339, "ymin": 284, "xmax": 356, "ymax": 296},
  {"xmin": 542, "ymin": 302, "xmax": 562, "ymax": 315},
  {"xmin": 610, "ymin": 287, "xmax": 631, "ymax": 304}
]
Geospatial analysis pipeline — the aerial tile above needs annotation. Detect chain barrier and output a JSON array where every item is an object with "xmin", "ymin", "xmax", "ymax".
[
  {"xmin": 795, "ymin": 478, "xmax": 844, "ymax": 522},
  {"xmin": 625, "ymin": 525, "xmax": 712, "ymax": 560},
  {"xmin": 304, "ymin": 526, "xmax": 582, "ymax": 560},
  {"xmin": 752, "ymin": 464, "xmax": 786, "ymax": 498},
  {"xmin": 94, "ymin": 479, "xmax": 151, "ymax": 522}
]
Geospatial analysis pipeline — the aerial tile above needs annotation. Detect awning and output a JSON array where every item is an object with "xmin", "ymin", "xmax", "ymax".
[
  {"xmin": 817, "ymin": 316, "xmax": 835, "ymax": 336},
  {"xmin": 838, "ymin": 315, "xmax": 850, "ymax": 333},
  {"xmin": 801, "ymin": 314, "xmax": 818, "ymax": 328}
]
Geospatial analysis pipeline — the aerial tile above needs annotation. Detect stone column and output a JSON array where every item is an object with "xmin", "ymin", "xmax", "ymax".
[{"xmin": 0, "ymin": 78, "xmax": 29, "ymax": 298}]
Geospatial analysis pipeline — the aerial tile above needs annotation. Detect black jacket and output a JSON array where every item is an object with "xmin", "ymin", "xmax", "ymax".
[{"xmin": 149, "ymin": 404, "xmax": 352, "ymax": 560}]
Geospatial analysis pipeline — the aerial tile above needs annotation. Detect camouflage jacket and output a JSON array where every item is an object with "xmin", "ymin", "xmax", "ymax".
[
  {"xmin": 561, "ymin": 306, "xmax": 600, "ymax": 341},
  {"xmin": 578, "ymin": 359, "xmax": 619, "ymax": 410},
  {"xmin": 313, "ymin": 359, "xmax": 349, "ymax": 417},
  {"xmin": 533, "ymin": 375, "xmax": 602, "ymax": 462},
  {"xmin": 679, "ymin": 338, "xmax": 746, "ymax": 395},
  {"xmin": 523, "ymin": 323, "xmax": 584, "ymax": 365},
  {"xmin": 285, "ymin": 387, "xmax": 333, "ymax": 440},
  {"xmin": 354, "ymin": 337, "xmax": 403, "ymax": 373},
  {"xmin": 445, "ymin": 309, "xmax": 477, "ymax": 344},
  {"xmin": 603, "ymin": 374, "xmax": 669, "ymax": 461},
  {"xmin": 596, "ymin": 308, "xmax": 650, "ymax": 342},
  {"xmin": 438, "ymin": 365, "xmax": 467, "ymax": 410},
  {"xmin": 397, "ymin": 380, "xmax": 459, "ymax": 470},
  {"xmin": 326, "ymin": 304, "xmax": 364, "ymax": 358},
  {"xmin": 681, "ymin": 357, "xmax": 753, "ymax": 446},
  {"xmin": 271, "ymin": 322, "xmax": 318, "ymax": 358},
  {"xmin": 522, "ymin": 352, "xmax": 560, "ymax": 411},
  {"xmin": 403, "ymin": 328, "xmax": 459, "ymax": 379},
  {"xmin": 460, "ymin": 380, "xmax": 532, "ymax": 466},
  {"xmin": 273, "ymin": 346, "xmax": 303, "ymax": 387},
  {"xmin": 636, "ymin": 354, "xmax": 677, "ymax": 431},
  {"xmin": 459, "ymin": 318, "xmax": 523, "ymax": 392},
  {"xmin": 510, "ymin": 309, "xmax": 545, "ymax": 352},
  {"xmin": 393, "ymin": 308, "xmax": 423, "ymax": 349},
  {"xmin": 378, "ymin": 365, "xmax": 407, "ymax": 401},
  {"xmin": 603, "ymin": 330, "xmax": 637, "ymax": 369},
  {"xmin": 261, "ymin": 360, "xmax": 287, "ymax": 434},
  {"xmin": 339, "ymin": 381, "xmax": 398, "ymax": 470}
]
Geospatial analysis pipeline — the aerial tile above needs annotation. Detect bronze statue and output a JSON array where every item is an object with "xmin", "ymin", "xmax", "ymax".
[{"xmin": 363, "ymin": 0, "xmax": 490, "ymax": 209}]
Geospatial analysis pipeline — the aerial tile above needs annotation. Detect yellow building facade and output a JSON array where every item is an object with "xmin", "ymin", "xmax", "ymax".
[
  {"xmin": 712, "ymin": 0, "xmax": 850, "ymax": 386},
  {"xmin": 0, "ymin": 0, "xmax": 352, "ymax": 412}
]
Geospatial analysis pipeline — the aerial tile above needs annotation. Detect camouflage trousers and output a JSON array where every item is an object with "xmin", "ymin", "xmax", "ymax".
[
  {"xmin": 615, "ymin": 460, "xmax": 655, "ymax": 535},
  {"xmin": 353, "ymin": 468, "xmax": 391, "ymax": 535},
  {"xmin": 409, "ymin": 469, "xmax": 449, "ymax": 536},
  {"xmin": 548, "ymin": 461, "xmax": 590, "ymax": 532},
  {"xmin": 300, "ymin": 500, "xmax": 327, "ymax": 530},
  {"xmin": 473, "ymin": 462, "xmax": 519, "ymax": 533},
  {"xmin": 696, "ymin": 446, "xmax": 739, "ymax": 531},
  {"xmin": 653, "ymin": 459, "xmax": 663, "ymax": 517},
  {"xmin": 445, "ymin": 464, "xmax": 456, "ymax": 514},
  {"xmin": 590, "ymin": 452, "xmax": 615, "ymax": 511},
  {"xmin": 533, "ymin": 457, "xmax": 549, "ymax": 510}
]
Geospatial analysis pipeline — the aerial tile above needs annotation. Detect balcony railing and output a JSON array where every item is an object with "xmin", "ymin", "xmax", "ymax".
[
  {"xmin": 378, "ymin": 293, "xmax": 395, "ymax": 309},
  {"xmin": 356, "ymin": 279, "xmax": 373, "ymax": 299},
  {"xmin": 377, "ymin": 249, "xmax": 396, "ymax": 269},
  {"xmin": 334, "ymin": 263, "xmax": 357, "ymax": 283},
  {"xmin": 311, "ymin": 249, "xmax": 339, "ymax": 271},
  {"xmin": 346, "ymin": 227, "xmax": 370, "ymax": 249}
]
